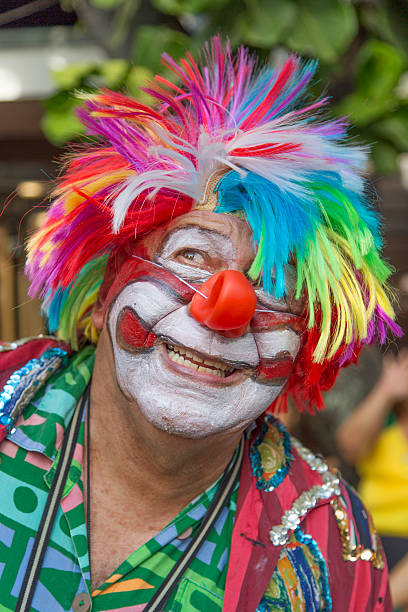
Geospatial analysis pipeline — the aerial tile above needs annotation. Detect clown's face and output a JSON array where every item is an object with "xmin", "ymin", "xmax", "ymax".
[{"xmin": 104, "ymin": 210, "xmax": 304, "ymax": 438}]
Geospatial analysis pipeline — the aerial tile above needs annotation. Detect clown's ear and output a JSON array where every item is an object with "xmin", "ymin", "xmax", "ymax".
[{"xmin": 91, "ymin": 293, "xmax": 105, "ymax": 331}]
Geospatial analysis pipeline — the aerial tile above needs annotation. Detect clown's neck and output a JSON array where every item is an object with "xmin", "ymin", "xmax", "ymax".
[{"xmin": 88, "ymin": 328, "xmax": 243, "ymax": 517}]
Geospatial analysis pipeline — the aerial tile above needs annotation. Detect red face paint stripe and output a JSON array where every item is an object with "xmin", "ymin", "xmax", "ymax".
[
  {"xmin": 251, "ymin": 311, "xmax": 304, "ymax": 333},
  {"xmin": 116, "ymin": 307, "xmax": 156, "ymax": 351},
  {"xmin": 257, "ymin": 357, "xmax": 294, "ymax": 379},
  {"xmin": 104, "ymin": 257, "xmax": 196, "ymax": 317}
]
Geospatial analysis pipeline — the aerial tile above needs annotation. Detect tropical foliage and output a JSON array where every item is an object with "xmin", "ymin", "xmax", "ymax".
[{"xmin": 44, "ymin": 0, "xmax": 408, "ymax": 174}]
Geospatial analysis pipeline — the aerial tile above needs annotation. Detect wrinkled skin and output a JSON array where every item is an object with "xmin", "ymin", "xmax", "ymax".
[{"xmin": 102, "ymin": 210, "xmax": 304, "ymax": 438}]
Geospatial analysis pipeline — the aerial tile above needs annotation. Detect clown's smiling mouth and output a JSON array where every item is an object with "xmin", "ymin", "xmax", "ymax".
[{"xmin": 165, "ymin": 343, "xmax": 236, "ymax": 378}]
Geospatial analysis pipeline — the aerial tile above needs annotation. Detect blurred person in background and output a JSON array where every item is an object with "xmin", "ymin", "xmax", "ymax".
[
  {"xmin": 0, "ymin": 38, "xmax": 402, "ymax": 611},
  {"xmin": 336, "ymin": 349, "xmax": 408, "ymax": 610}
]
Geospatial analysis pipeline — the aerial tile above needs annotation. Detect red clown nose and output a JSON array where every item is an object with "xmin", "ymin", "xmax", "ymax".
[{"xmin": 189, "ymin": 270, "xmax": 257, "ymax": 337}]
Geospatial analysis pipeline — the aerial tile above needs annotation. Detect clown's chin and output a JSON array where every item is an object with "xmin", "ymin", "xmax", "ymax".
[{"xmin": 113, "ymin": 343, "xmax": 285, "ymax": 439}]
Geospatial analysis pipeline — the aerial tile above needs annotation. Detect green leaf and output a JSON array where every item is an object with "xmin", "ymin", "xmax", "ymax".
[
  {"xmin": 360, "ymin": 3, "xmax": 396, "ymax": 44},
  {"xmin": 373, "ymin": 107, "xmax": 408, "ymax": 152},
  {"xmin": 370, "ymin": 140, "xmax": 399, "ymax": 175},
  {"xmin": 238, "ymin": 0, "xmax": 297, "ymax": 48},
  {"xmin": 336, "ymin": 91, "xmax": 394, "ymax": 127},
  {"xmin": 59, "ymin": 0, "xmax": 75, "ymax": 9},
  {"xmin": 355, "ymin": 40, "xmax": 406, "ymax": 101},
  {"xmin": 126, "ymin": 66, "xmax": 155, "ymax": 104},
  {"xmin": 286, "ymin": 0, "xmax": 358, "ymax": 62},
  {"xmin": 132, "ymin": 26, "xmax": 190, "ymax": 74},
  {"xmin": 42, "ymin": 93, "xmax": 85, "ymax": 146},
  {"xmin": 89, "ymin": 0, "xmax": 126, "ymax": 9},
  {"xmin": 151, "ymin": 0, "xmax": 229, "ymax": 16},
  {"xmin": 383, "ymin": 0, "xmax": 408, "ymax": 57},
  {"xmin": 110, "ymin": 0, "xmax": 141, "ymax": 49},
  {"xmin": 52, "ymin": 63, "xmax": 98, "ymax": 90},
  {"xmin": 336, "ymin": 40, "xmax": 406, "ymax": 127},
  {"xmin": 99, "ymin": 59, "xmax": 130, "ymax": 88}
]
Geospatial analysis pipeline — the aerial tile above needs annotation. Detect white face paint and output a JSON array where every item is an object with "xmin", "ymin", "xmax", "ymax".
[{"xmin": 107, "ymin": 214, "xmax": 303, "ymax": 439}]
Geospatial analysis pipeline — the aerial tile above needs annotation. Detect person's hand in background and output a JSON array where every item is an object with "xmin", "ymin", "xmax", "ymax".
[{"xmin": 336, "ymin": 349, "xmax": 408, "ymax": 464}]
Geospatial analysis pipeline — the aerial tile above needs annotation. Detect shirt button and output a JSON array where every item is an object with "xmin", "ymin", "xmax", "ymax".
[
  {"xmin": 72, "ymin": 592, "xmax": 91, "ymax": 612},
  {"xmin": 178, "ymin": 526, "xmax": 193, "ymax": 540}
]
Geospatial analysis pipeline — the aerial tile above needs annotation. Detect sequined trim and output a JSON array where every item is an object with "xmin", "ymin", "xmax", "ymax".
[
  {"xmin": 291, "ymin": 437, "xmax": 330, "ymax": 476},
  {"xmin": 269, "ymin": 438, "xmax": 340, "ymax": 546},
  {"xmin": 0, "ymin": 348, "xmax": 67, "ymax": 435},
  {"xmin": 294, "ymin": 527, "xmax": 332, "ymax": 611},
  {"xmin": 0, "ymin": 335, "xmax": 58, "ymax": 353},
  {"xmin": 330, "ymin": 496, "xmax": 384, "ymax": 570},
  {"xmin": 250, "ymin": 415, "xmax": 293, "ymax": 491}
]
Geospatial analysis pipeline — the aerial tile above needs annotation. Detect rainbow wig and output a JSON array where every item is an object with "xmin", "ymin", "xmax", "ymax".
[{"xmin": 26, "ymin": 36, "xmax": 401, "ymax": 411}]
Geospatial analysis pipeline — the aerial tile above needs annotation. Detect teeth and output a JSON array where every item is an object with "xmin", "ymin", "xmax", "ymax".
[{"xmin": 165, "ymin": 344, "xmax": 234, "ymax": 378}]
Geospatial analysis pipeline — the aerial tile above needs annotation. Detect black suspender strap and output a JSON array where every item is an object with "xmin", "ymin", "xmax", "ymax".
[
  {"xmin": 16, "ymin": 387, "xmax": 89, "ymax": 612},
  {"xmin": 143, "ymin": 434, "xmax": 245, "ymax": 612},
  {"xmin": 15, "ymin": 386, "xmax": 244, "ymax": 612}
]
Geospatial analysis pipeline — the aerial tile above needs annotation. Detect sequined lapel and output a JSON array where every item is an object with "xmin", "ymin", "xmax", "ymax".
[
  {"xmin": 224, "ymin": 416, "xmax": 340, "ymax": 612},
  {"xmin": 5, "ymin": 347, "xmax": 94, "ymax": 462}
]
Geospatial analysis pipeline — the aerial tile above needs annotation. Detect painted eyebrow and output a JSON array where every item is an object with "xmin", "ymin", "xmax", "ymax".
[{"xmin": 158, "ymin": 225, "xmax": 236, "ymax": 261}]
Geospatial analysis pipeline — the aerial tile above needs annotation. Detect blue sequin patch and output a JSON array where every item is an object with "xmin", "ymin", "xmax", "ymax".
[
  {"xmin": 0, "ymin": 348, "xmax": 67, "ymax": 433},
  {"xmin": 294, "ymin": 527, "xmax": 332, "ymax": 612},
  {"xmin": 250, "ymin": 415, "xmax": 293, "ymax": 491}
]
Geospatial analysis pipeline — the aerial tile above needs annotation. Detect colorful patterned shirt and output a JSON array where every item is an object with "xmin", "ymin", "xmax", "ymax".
[
  {"xmin": 0, "ymin": 348, "xmax": 240, "ymax": 611},
  {"xmin": 0, "ymin": 339, "xmax": 392, "ymax": 611}
]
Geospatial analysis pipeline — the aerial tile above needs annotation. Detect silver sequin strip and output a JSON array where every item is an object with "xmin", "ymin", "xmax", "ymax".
[
  {"xmin": 0, "ymin": 335, "xmax": 58, "ymax": 353},
  {"xmin": 9, "ymin": 355, "xmax": 63, "ymax": 421},
  {"xmin": 269, "ymin": 437, "xmax": 340, "ymax": 546}
]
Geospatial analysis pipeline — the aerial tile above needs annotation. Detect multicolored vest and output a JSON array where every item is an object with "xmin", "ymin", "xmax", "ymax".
[{"xmin": 0, "ymin": 338, "xmax": 392, "ymax": 611}]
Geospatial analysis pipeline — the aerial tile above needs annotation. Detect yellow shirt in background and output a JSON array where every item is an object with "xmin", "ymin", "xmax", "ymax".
[{"xmin": 358, "ymin": 422, "xmax": 408, "ymax": 537}]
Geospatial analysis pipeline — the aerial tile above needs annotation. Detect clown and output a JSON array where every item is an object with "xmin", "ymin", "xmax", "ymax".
[{"xmin": 0, "ymin": 38, "xmax": 400, "ymax": 611}]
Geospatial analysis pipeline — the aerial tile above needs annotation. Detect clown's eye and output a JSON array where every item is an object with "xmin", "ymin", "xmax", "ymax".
[{"xmin": 176, "ymin": 249, "xmax": 206, "ymax": 266}]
